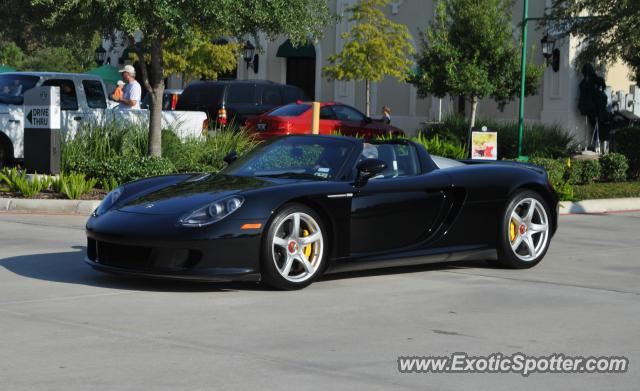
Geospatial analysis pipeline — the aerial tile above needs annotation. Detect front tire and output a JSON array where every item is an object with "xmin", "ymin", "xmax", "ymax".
[
  {"xmin": 261, "ymin": 204, "xmax": 327, "ymax": 290},
  {"xmin": 494, "ymin": 190, "xmax": 552, "ymax": 269}
]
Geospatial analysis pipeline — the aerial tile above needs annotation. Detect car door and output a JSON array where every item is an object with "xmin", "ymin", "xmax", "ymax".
[
  {"xmin": 257, "ymin": 84, "xmax": 284, "ymax": 114},
  {"xmin": 318, "ymin": 105, "xmax": 340, "ymax": 135},
  {"xmin": 41, "ymin": 78, "xmax": 84, "ymax": 136},
  {"xmin": 332, "ymin": 104, "xmax": 369, "ymax": 137},
  {"xmin": 225, "ymin": 83, "xmax": 261, "ymax": 125},
  {"xmin": 349, "ymin": 142, "xmax": 452, "ymax": 254}
]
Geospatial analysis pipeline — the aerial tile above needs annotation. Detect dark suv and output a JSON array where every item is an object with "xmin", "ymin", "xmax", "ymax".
[{"xmin": 175, "ymin": 80, "xmax": 308, "ymax": 127}]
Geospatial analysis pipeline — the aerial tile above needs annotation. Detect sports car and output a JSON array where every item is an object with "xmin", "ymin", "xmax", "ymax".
[{"xmin": 85, "ymin": 135, "xmax": 559, "ymax": 290}]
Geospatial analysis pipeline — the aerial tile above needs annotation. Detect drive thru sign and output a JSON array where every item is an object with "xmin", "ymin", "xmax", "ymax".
[
  {"xmin": 24, "ymin": 87, "xmax": 61, "ymax": 129},
  {"xmin": 23, "ymin": 86, "xmax": 61, "ymax": 174}
]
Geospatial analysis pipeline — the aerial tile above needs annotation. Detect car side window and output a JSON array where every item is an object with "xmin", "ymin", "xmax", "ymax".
[
  {"xmin": 283, "ymin": 86, "xmax": 308, "ymax": 103},
  {"xmin": 333, "ymin": 105, "xmax": 365, "ymax": 122},
  {"xmin": 82, "ymin": 80, "xmax": 107, "ymax": 109},
  {"xmin": 320, "ymin": 106, "xmax": 336, "ymax": 120},
  {"xmin": 360, "ymin": 143, "xmax": 421, "ymax": 179},
  {"xmin": 261, "ymin": 86, "xmax": 282, "ymax": 106},
  {"xmin": 226, "ymin": 84, "xmax": 255, "ymax": 104},
  {"xmin": 42, "ymin": 79, "xmax": 78, "ymax": 110}
]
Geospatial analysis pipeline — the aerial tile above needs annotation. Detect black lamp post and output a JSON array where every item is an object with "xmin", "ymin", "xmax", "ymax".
[
  {"xmin": 94, "ymin": 45, "xmax": 107, "ymax": 67},
  {"xmin": 541, "ymin": 34, "xmax": 556, "ymax": 65},
  {"xmin": 242, "ymin": 41, "xmax": 255, "ymax": 67},
  {"xmin": 242, "ymin": 40, "xmax": 259, "ymax": 74}
]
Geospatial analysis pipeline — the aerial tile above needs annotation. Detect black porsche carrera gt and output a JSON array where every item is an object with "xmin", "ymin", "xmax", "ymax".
[{"xmin": 86, "ymin": 135, "xmax": 559, "ymax": 290}]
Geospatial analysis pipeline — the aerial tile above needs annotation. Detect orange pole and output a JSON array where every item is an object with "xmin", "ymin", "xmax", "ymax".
[{"xmin": 311, "ymin": 102, "xmax": 320, "ymax": 134}]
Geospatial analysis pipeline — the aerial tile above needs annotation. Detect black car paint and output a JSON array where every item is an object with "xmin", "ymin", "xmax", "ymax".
[{"xmin": 85, "ymin": 135, "xmax": 558, "ymax": 282}]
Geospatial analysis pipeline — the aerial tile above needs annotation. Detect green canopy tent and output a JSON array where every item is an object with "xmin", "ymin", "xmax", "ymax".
[
  {"xmin": 0, "ymin": 65, "xmax": 16, "ymax": 73},
  {"xmin": 84, "ymin": 64, "xmax": 122, "ymax": 86}
]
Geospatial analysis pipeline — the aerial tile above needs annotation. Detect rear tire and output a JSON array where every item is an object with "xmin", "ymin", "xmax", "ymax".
[
  {"xmin": 261, "ymin": 203, "xmax": 328, "ymax": 290},
  {"xmin": 494, "ymin": 190, "xmax": 552, "ymax": 269},
  {"xmin": 0, "ymin": 135, "xmax": 13, "ymax": 169}
]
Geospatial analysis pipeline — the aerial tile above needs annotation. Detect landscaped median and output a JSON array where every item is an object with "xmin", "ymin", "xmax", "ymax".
[
  {"xmin": 2, "ymin": 119, "xmax": 639, "ymax": 216},
  {"xmin": 2, "ymin": 195, "xmax": 640, "ymax": 216}
]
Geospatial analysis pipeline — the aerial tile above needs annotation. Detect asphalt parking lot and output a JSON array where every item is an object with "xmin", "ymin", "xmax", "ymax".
[{"xmin": 0, "ymin": 211, "xmax": 638, "ymax": 390}]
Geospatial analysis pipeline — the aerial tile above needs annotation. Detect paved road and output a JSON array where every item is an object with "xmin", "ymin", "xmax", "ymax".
[{"xmin": 0, "ymin": 212, "xmax": 638, "ymax": 390}]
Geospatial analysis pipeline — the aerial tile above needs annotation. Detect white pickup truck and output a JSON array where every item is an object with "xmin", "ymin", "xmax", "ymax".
[{"xmin": 0, "ymin": 72, "xmax": 207, "ymax": 166}]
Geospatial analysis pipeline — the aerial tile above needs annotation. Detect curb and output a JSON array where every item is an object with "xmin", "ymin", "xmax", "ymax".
[
  {"xmin": 0, "ymin": 198, "xmax": 101, "ymax": 215},
  {"xmin": 560, "ymin": 198, "xmax": 640, "ymax": 215}
]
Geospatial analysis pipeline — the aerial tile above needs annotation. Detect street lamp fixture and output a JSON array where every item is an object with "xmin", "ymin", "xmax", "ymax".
[
  {"xmin": 242, "ymin": 40, "xmax": 259, "ymax": 74},
  {"xmin": 94, "ymin": 45, "xmax": 107, "ymax": 67},
  {"xmin": 541, "ymin": 34, "xmax": 556, "ymax": 64}
]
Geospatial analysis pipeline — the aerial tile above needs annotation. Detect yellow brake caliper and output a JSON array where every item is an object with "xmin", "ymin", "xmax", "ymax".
[
  {"xmin": 509, "ymin": 219, "xmax": 517, "ymax": 242},
  {"xmin": 302, "ymin": 229, "xmax": 312, "ymax": 258}
]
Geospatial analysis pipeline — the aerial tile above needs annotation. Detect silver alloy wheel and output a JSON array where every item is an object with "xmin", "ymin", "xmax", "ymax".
[
  {"xmin": 509, "ymin": 198, "xmax": 550, "ymax": 262},
  {"xmin": 271, "ymin": 212, "xmax": 324, "ymax": 283}
]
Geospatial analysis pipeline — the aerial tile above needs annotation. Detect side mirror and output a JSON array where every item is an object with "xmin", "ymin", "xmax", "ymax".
[
  {"xmin": 355, "ymin": 158, "xmax": 387, "ymax": 186},
  {"xmin": 223, "ymin": 151, "xmax": 238, "ymax": 165},
  {"xmin": 364, "ymin": 116, "xmax": 373, "ymax": 124}
]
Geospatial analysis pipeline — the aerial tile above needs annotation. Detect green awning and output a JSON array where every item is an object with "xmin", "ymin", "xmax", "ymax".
[
  {"xmin": 276, "ymin": 40, "xmax": 315, "ymax": 59},
  {"xmin": 85, "ymin": 64, "xmax": 122, "ymax": 86},
  {"xmin": 0, "ymin": 65, "xmax": 16, "ymax": 73}
]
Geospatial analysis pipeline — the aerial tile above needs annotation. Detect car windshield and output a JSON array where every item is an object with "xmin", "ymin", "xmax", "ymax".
[
  {"xmin": 223, "ymin": 137, "xmax": 354, "ymax": 180},
  {"xmin": 0, "ymin": 75, "xmax": 40, "ymax": 105}
]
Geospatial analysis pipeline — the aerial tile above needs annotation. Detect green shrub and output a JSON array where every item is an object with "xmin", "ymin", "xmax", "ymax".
[
  {"xmin": 570, "ymin": 159, "xmax": 601, "ymax": 185},
  {"xmin": 422, "ymin": 115, "xmax": 577, "ymax": 159},
  {"xmin": 165, "ymin": 128, "xmax": 259, "ymax": 173},
  {"xmin": 50, "ymin": 174, "xmax": 65, "ymax": 193},
  {"xmin": 530, "ymin": 158, "xmax": 565, "ymax": 183},
  {"xmin": 161, "ymin": 129, "xmax": 183, "ymax": 159},
  {"xmin": 530, "ymin": 157, "xmax": 574, "ymax": 201},
  {"xmin": 61, "ymin": 121, "xmax": 149, "ymax": 173},
  {"xmin": 99, "ymin": 176, "xmax": 119, "ymax": 192},
  {"xmin": 91, "ymin": 156, "xmax": 176, "ymax": 184},
  {"xmin": 59, "ymin": 173, "xmax": 98, "ymax": 199},
  {"xmin": 0, "ymin": 168, "xmax": 50, "ymax": 197},
  {"xmin": 611, "ymin": 127, "xmax": 640, "ymax": 179},
  {"xmin": 62, "ymin": 123, "xmax": 258, "ymax": 180},
  {"xmin": 411, "ymin": 134, "xmax": 468, "ymax": 159},
  {"xmin": 600, "ymin": 153, "xmax": 629, "ymax": 182}
]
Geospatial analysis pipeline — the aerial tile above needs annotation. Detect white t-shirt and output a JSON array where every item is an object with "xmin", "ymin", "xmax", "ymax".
[{"xmin": 119, "ymin": 80, "xmax": 142, "ymax": 109}]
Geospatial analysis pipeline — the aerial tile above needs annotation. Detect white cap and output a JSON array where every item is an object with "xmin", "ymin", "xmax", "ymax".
[
  {"xmin": 119, "ymin": 65, "xmax": 136, "ymax": 76},
  {"xmin": 116, "ymin": 80, "xmax": 125, "ymax": 86}
]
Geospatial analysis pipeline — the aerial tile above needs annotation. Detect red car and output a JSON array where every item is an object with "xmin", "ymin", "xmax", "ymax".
[{"xmin": 245, "ymin": 101, "xmax": 405, "ymax": 139}]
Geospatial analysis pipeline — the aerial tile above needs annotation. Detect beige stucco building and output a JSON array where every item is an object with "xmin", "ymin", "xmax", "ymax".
[{"xmin": 171, "ymin": 1, "xmax": 636, "ymax": 144}]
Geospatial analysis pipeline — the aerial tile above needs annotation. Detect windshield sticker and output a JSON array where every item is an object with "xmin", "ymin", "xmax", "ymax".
[{"xmin": 314, "ymin": 167, "xmax": 330, "ymax": 178}]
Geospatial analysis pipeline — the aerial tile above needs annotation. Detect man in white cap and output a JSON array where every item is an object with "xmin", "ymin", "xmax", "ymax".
[{"xmin": 115, "ymin": 65, "xmax": 141, "ymax": 109}]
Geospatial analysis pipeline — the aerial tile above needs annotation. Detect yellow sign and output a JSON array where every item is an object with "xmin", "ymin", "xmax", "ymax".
[{"xmin": 471, "ymin": 131, "xmax": 498, "ymax": 160}]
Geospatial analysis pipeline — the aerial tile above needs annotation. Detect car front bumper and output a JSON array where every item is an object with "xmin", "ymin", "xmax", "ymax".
[
  {"xmin": 84, "ymin": 256, "xmax": 260, "ymax": 282},
  {"xmin": 85, "ymin": 210, "xmax": 266, "ymax": 282}
]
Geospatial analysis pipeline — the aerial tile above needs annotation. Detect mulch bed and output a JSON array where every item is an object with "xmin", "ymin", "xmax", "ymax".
[{"xmin": 0, "ymin": 189, "xmax": 107, "ymax": 200}]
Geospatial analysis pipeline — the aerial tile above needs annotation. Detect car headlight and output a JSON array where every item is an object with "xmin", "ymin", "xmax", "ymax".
[
  {"xmin": 179, "ymin": 195, "xmax": 244, "ymax": 227},
  {"xmin": 93, "ymin": 187, "xmax": 124, "ymax": 217}
]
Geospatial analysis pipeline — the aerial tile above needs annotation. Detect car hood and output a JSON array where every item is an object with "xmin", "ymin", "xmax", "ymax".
[{"xmin": 116, "ymin": 174, "xmax": 280, "ymax": 215}]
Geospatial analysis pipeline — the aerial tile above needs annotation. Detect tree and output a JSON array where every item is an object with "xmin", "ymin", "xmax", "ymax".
[
  {"xmin": 0, "ymin": 36, "xmax": 101, "ymax": 73},
  {"xmin": 33, "ymin": 0, "xmax": 335, "ymax": 156},
  {"xmin": 547, "ymin": 0, "xmax": 640, "ymax": 82},
  {"xmin": 164, "ymin": 32, "xmax": 240, "ymax": 83},
  {"xmin": 0, "ymin": 42, "xmax": 24, "ymax": 68},
  {"xmin": 323, "ymin": 0, "xmax": 414, "ymax": 116},
  {"xmin": 410, "ymin": 0, "xmax": 543, "ymax": 134}
]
